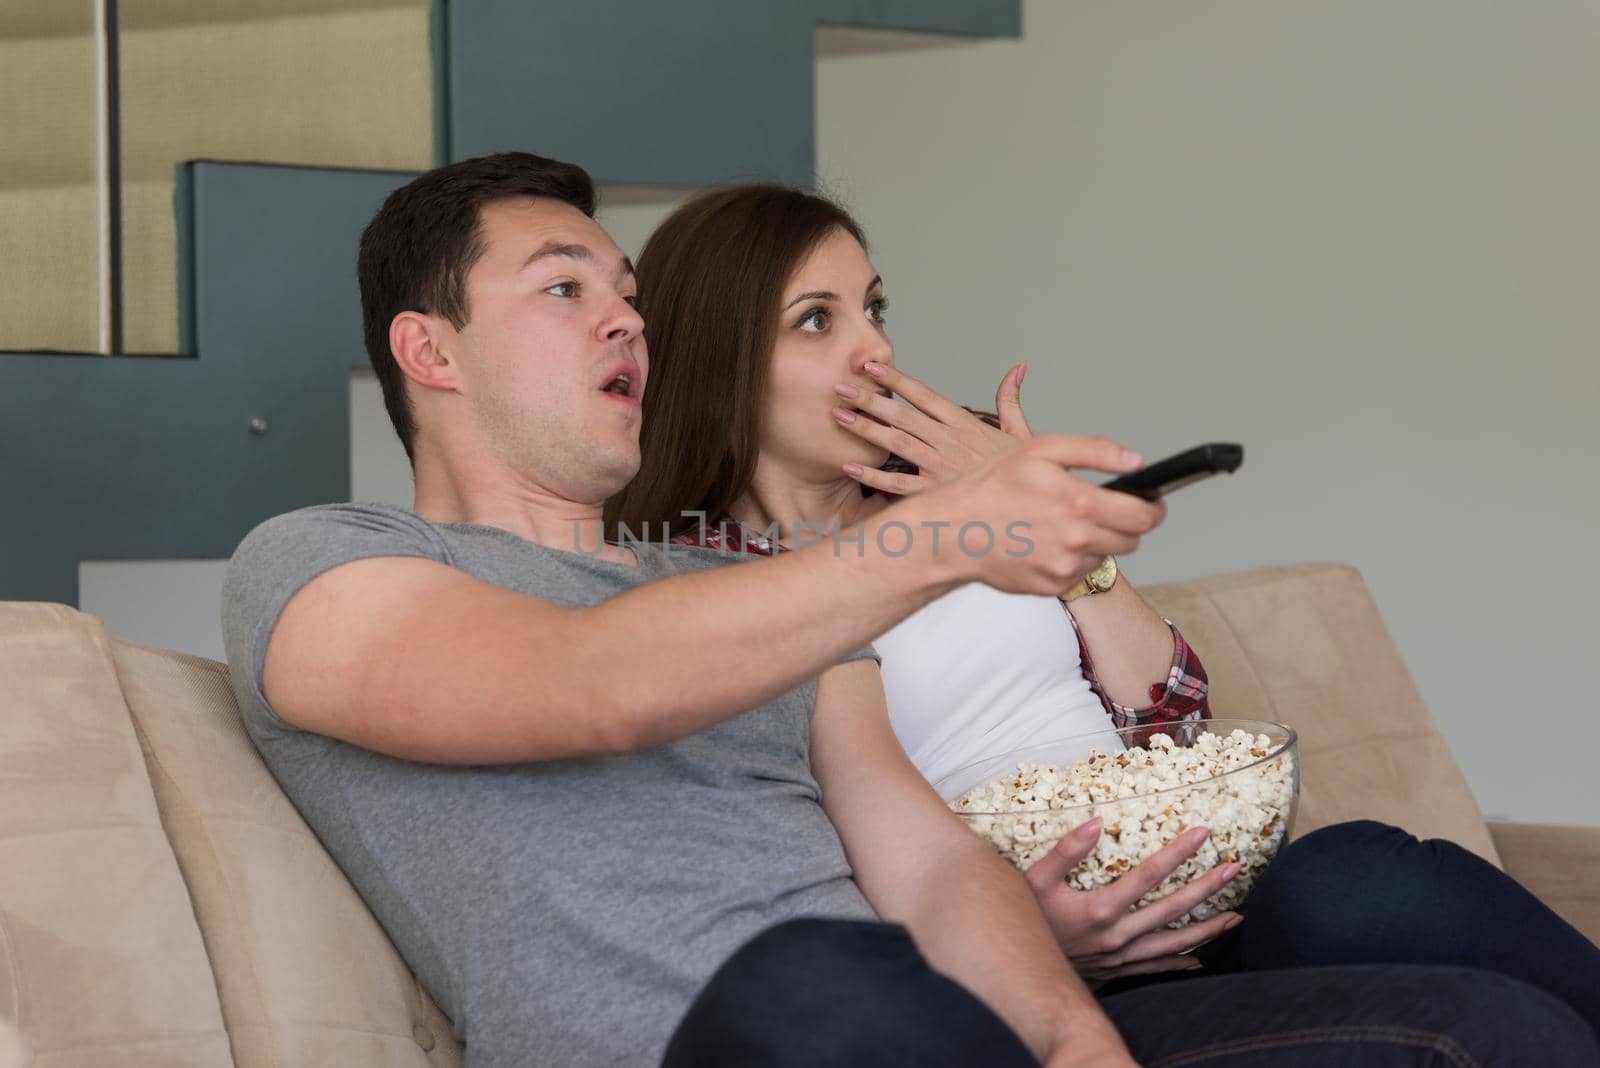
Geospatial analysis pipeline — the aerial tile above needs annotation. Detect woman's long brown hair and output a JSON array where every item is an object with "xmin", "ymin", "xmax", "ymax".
[{"xmin": 606, "ymin": 185, "xmax": 868, "ymax": 538}]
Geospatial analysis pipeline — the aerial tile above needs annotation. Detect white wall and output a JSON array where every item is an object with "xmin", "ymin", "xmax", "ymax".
[
  {"xmin": 84, "ymin": 1, "xmax": 1598, "ymax": 824},
  {"xmin": 813, "ymin": 1, "xmax": 1599, "ymax": 824}
]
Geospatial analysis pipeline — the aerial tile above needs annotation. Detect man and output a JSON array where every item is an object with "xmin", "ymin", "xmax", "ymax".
[{"xmin": 222, "ymin": 152, "xmax": 1596, "ymax": 1067}]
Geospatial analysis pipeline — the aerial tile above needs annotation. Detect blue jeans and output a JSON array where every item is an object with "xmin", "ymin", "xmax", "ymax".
[
  {"xmin": 664, "ymin": 820, "xmax": 1600, "ymax": 1065},
  {"xmin": 1103, "ymin": 819, "xmax": 1600, "ymax": 1038},
  {"xmin": 664, "ymin": 919, "xmax": 1597, "ymax": 1065}
]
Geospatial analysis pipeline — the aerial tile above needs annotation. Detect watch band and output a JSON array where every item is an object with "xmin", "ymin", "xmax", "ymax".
[
  {"xmin": 1059, "ymin": 555, "xmax": 1117, "ymax": 603},
  {"xmin": 1058, "ymin": 578, "xmax": 1092, "ymax": 603}
]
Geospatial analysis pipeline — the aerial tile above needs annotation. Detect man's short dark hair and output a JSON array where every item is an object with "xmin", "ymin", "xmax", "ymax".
[{"xmin": 358, "ymin": 151, "xmax": 597, "ymax": 464}]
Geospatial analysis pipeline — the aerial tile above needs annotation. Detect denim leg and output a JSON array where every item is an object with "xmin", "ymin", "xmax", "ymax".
[
  {"xmin": 661, "ymin": 917, "xmax": 1037, "ymax": 1067},
  {"xmin": 664, "ymin": 913, "xmax": 1600, "ymax": 1068},
  {"xmin": 1206, "ymin": 819, "xmax": 1600, "ymax": 1037},
  {"xmin": 1100, "ymin": 962, "xmax": 1600, "ymax": 1067}
]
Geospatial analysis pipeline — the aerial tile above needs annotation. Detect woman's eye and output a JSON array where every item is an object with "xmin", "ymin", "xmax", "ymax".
[
  {"xmin": 867, "ymin": 297, "xmax": 889, "ymax": 325},
  {"xmin": 546, "ymin": 281, "xmax": 579, "ymax": 298},
  {"xmin": 797, "ymin": 307, "xmax": 831, "ymax": 333}
]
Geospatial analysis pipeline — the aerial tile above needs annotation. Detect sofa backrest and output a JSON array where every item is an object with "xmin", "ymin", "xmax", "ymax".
[
  {"xmin": 0, "ymin": 563, "xmax": 1501, "ymax": 1062},
  {"xmin": 0, "ymin": 603, "xmax": 234, "ymax": 1066},
  {"xmin": 1141, "ymin": 563, "xmax": 1500, "ymax": 865},
  {"xmin": 0, "ymin": 602, "xmax": 461, "ymax": 1067}
]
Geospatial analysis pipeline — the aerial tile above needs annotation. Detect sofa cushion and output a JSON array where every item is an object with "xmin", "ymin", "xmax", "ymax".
[
  {"xmin": 0, "ymin": 603, "xmax": 233, "ymax": 1066},
  {"xmin": 1141, "ymin": 564, "xmax": 1501, "ymax": 866},
  {"xmin": 0, "ymin": 1015, "xmax": 31, "ymax": 1068},
  {"xmin": 1487, "ymin": 821, "xmax": 1600, "ymax": 945},
  {"xmin": 109, "ymin": 635, "xmax": 462, "ymax": 1068}
]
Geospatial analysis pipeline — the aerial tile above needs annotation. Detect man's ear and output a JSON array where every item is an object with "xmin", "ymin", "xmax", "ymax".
[{"xmin": 389, "ymin": 311, "xmax": 462, "ymax": 393}]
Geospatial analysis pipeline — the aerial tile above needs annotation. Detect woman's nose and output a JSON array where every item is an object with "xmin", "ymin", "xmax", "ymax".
[{"xmin": 852, "ymin": 335, "xmax": 893, "ymax": 374}]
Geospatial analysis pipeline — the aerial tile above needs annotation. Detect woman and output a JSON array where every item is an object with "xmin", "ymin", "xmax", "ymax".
[
  {"xmin": 607, "ymin": 184, "xmax": 1600, "ymax": 1021},
  {"xmin": 609, "ymin": 187, "xmax": 1198, "ymax": 781}
]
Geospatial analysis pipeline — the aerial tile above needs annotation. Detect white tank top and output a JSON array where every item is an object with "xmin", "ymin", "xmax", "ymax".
[{"xmin": 872, "ymin": 582, "xmax": 1112, "ymax": 791}]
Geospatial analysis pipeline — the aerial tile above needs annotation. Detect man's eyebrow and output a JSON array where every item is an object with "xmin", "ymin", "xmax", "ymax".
[
  {"xmin": 782, "ymin": 275, "xmax": 882, "ymax": 311},
  {"xmin": 522, "ymin": 243, "xmax": 635, "ymax": 285},
  {"xmin": 520, "ymin": 241, "xmax": 594, "ymax": 271}
]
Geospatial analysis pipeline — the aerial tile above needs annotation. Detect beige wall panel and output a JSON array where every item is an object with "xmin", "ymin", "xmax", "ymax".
[
  {"xmin": 118, "ymin": 2, "xmax": 433, "ymax": 352},
  {"xmin": 117, "ymin": 177, "xmax": 183, "ymax": 351},
  {"xmin": 0, "ymin": 185, "xmax": 100, "ymax": 353},
  {"xmin": 1, "ymin": 10, "xmax": 101, "ymax": 351},
  {"xmin": 0, "ymin": 25, "xmax": 99, "ymax": 189},
  {"xmin": 121, "ymin": 0, "xmax": 422, "ymax": 32},
  {"xmin": 0, "ymin": 1, "xmax": 94, "ymax": 42}
]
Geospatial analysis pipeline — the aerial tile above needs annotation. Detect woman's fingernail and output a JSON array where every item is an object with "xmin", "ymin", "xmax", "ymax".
[
  {"xmin": 832, "ymin": 407, "xmax": 857, "ymax": 425},
  {"xmin": 1017, "ymin": 362, "xmax": 1028, "ymax": 387},
  {"xmin": 1222, "ymin": 863, "xmax": 1241, "ymax": 881},
  {"xmin": 1224, "ymin": 915, "xmax": 1245, "ymax": 931},
  {"xmin": 1122, "ymin": 449, "xmax": 1144, "ymax": 469},
  {"xmin": 834, "ymin": 383, "xmax": 860, "ymax": 399},
  {"xmin": 843, "ymin": 463, "xmax": 864, "ymax": 478},
  {"xmin": 864, "ymin": 361, "xmax": 887, "ymax": 378},
  {"xmin": 1075, "ymin": 817, "xmax": 1104, "ymax": 839}
]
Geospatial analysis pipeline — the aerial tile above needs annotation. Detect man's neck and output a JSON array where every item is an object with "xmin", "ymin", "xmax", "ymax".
[{"xmin": 411, "ymin": 451, "xmax": 635, "ymax": 565}]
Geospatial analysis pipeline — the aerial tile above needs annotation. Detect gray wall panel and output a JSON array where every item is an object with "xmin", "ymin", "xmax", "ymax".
[
  {"xmin": 814, "ymin": 0, "xmax": 1021, "ymax": 36},
  {"xmin": 445, "ymin": 0, "xmax": 1019, "ymax": 186},
  {"xmin": 0, "ymin": 163, "xmax": 414, "ymax": 605},
  {"xmin": 448, "ymin": 1, "xmax": 817, "ymax": 186}
]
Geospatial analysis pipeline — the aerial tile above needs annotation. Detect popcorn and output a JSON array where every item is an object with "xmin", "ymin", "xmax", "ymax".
[{"xmin": 950, "ymin": 728, "xmax": 1297, "ymax": 926}]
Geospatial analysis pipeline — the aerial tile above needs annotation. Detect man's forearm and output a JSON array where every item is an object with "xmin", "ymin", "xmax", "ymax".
[
  {"xmin": 299, "ymin": 437, "xmax": 1143, "ymax": 765},
  {"xmin": 893, "ymin": 838, "xmax": 1130, "ymax": 1064},
  {"xmin": 584, "ymin": 496, "xmax": 967, "ymax": 751},
  {"xmin": 568, "ymin": 434, "xmax": 1154, "ymax": 756},
  {"xmin": 285, "ymin": 494, "xmax": 985, "ymax": 765}
]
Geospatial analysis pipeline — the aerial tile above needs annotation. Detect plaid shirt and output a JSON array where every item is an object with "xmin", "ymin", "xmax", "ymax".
[{"xmin": 673, "ymin": 519, "xmax": 1211, "ymax": 747}]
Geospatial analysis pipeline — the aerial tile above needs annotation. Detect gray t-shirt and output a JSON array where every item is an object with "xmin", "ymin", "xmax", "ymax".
[{"xmin": 221, "ymin": 503, "xmax": 877, "ymax": 1067}]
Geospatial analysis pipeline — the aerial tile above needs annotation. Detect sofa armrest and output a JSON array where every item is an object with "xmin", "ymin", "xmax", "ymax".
[
  {"xmin": 0, "ymin": 1016, "xmax": 32, "ymax": 1068},
  {"xmin": 1486, "ymin": 820, "xmax": 1600, "ymax": 947}
]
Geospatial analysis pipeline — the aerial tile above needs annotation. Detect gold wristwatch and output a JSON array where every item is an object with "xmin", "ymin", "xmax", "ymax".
[{"xmin": 1059, "ymin": 555, "xmax": 1118, "ymax": 603}]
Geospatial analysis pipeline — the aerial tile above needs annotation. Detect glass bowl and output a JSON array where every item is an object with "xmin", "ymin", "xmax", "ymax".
[{"xmin": 933, "ymin": 718, "xmax": 1300, "ymax": 926}]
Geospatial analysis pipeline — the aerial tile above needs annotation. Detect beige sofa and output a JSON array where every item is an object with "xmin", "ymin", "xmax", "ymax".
[{"xmin": 2, "ymin": 563, "xmax": 1597, "ymax": 1067}]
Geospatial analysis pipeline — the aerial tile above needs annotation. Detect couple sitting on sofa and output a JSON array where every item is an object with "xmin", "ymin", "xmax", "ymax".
[{"xmin": 221, "ymin": 152, "xmax": 1600, "ymax": 1066}]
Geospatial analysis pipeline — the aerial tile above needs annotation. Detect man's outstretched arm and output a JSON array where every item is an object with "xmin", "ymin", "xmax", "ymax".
[
  {"xmin": 260, "ymin": 435, "xmax": 1159, "ymax": 764},
  {"xmin": 811, "ymin": 659, "xmax": 1137, "ymax": 1068}
]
